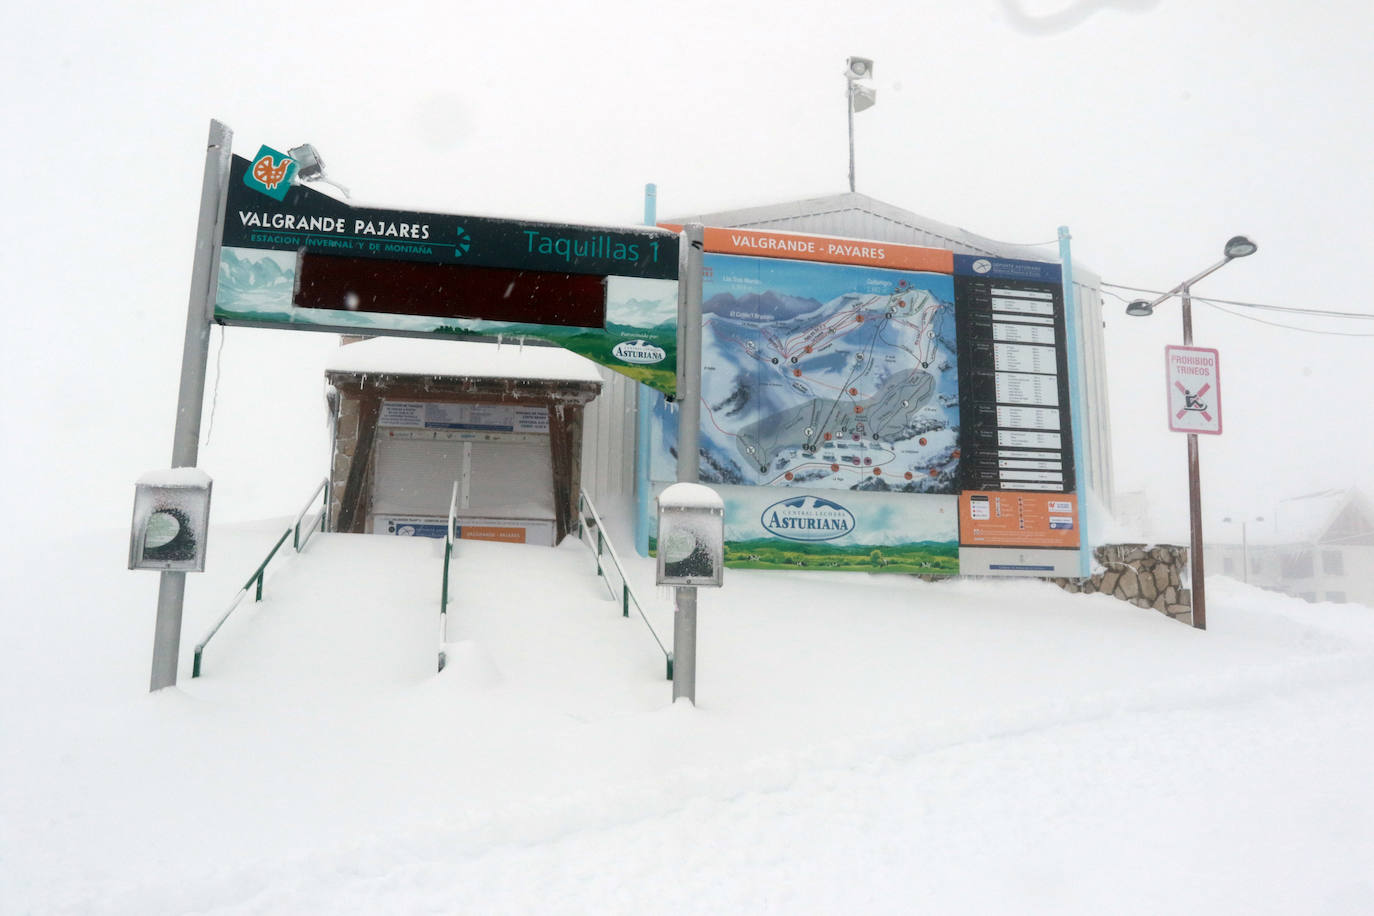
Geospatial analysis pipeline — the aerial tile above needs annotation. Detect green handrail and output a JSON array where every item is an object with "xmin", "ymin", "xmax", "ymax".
[
  {"xmin": 192, "ymin": 527, "xmax": 289, "ymax": 677},
  {"xmin": 192, "ymin": 478, "xmax": 329, "ymax": 679},
  {"xmin": 292, "ymin": 478, "xmax": 329, "ymax": 551},
  {"xmin": 577, "ymin": 492, "xmax": 672, "ymax": 679}
]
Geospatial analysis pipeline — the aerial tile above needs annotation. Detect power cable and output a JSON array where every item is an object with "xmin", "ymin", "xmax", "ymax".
[
  {"xmin": 1101, "ymin": 282, "xmax": 1374, "ymax": 321},
  {"xmin": 1103, "ymin": 286, "xmax": 1374, "ymax": 337},
  {"xmin": 1199, "ymin": 302, "xmax": 1374, "ymax": 337},
  {"xmin": 1000, "ymin": 238, "xmax": 1061, "ymax": 248}
]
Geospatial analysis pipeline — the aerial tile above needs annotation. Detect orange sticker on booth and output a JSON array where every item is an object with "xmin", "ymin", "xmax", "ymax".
[
  {"xmin": 659, "ymin": 224, "xmax": 953, "ymax": 273},
  {"xmin": 959, "ymin": 491, "xmax": 1079, "ymax": 549},
  {"xmin": 460, "ymin": 526, "xmax": 527, "ymax": 544}
]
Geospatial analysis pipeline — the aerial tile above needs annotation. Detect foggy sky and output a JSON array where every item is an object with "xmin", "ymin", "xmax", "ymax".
[{"xmin": 3, "ymin": 0, "xmax": 1370, "ymax": 549}]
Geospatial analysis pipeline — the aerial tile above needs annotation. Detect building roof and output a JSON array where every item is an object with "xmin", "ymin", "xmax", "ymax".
[
  {"xmin": 1203, "ymin": 488, "xmax": 1374, "ymax": 549},
  {"xmin": 666, "ymin": 191, "xmax": 1100, "ymax": 284},
  {"xmin": 1269, "ymin": 488, "xmax": 1374, "ymax": 547},
  {"xmin": 324, "ymin": 336, "xmax": 605, "ymax": 384}
]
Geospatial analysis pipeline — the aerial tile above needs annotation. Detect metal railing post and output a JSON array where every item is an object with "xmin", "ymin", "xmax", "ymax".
[
  {"xmin": 437, "ymin": 480, "xmax": 459, "ymax": 673},
  {"xmin": 190, "ymin": 481, "xmax": 324, "ymax": 679},
  {"xmin": 576, "ymin": 491, "xmax": 672, "ymax": 678}
]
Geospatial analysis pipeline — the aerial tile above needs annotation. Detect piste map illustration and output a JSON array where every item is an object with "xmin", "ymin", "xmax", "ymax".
[{"xmin": 656, "ymin": 253, "xmax": 960, "ymax": 493}]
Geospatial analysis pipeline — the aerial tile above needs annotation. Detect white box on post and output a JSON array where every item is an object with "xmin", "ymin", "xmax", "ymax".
[
  {"xmin": 129, "ymin": 468, "xmax": 213, "ymax": 572},
  {"xmin": 655, "ymin": 483, "xmax": 725, "ymax": 588}
]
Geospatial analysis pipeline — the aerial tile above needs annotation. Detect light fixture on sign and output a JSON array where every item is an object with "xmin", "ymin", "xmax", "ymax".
[{"xmin": 288, "ymin": 143, "xmax": 350, "ymax": 197}]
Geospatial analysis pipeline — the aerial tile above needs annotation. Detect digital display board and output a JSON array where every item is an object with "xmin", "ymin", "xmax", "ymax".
[{"xmin": 294, "ymin": 253, "xmax": 608, "ymax": 329}]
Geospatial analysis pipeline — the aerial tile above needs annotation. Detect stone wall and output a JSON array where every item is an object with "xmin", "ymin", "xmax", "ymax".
[{"xmin": 1052, "ymin": 544, "xmax": 1192, "ymax": 625}]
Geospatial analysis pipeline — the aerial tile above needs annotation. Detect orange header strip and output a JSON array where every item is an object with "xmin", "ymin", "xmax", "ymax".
[{"xmin": 659, "ymin": 223, "xmax": 953, "ymax": 273}]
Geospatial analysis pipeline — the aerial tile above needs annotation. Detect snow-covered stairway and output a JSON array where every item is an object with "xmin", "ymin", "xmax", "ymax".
[
  {"xmin": 438, "ymin": 536, "xmax": 671, "ymax": 712},
  {"xmin": 192, "ymin": 532, "xmax": 440, "ymax": 693}
]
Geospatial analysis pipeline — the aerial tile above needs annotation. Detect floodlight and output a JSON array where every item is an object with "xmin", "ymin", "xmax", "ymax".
[
  {"xmin": 846, "ymin": 57, "xmax": 873, "ymax": 80},
  {"xmin": 287, "ymin": 143, "xmax": 326, "ymax": 181}
]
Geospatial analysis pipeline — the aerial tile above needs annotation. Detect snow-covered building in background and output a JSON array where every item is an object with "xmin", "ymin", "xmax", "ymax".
[
  {"xmin": 1206, "ymin": 488, "xmax": 1374, "ymax": 607},
  {"xmin": 324, "ymin": 337, "xmax": 603, "ymax": 546},
  {"xmin": 581, "ymin": 191, "xmax": 1116, "ymax": 521}
]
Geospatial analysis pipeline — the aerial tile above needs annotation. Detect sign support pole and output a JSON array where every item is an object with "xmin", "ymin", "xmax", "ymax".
[
  {"xmin": 847, "ymin": 84, "xmax": 856, "ymax": 192},
  {"xmin": 1058, "ymin": 226, "xmax": 1092, "ymax": 578},
  {"xmin": 151, "ymin": 120, "xmax": 233, "ymax": 691},
  {"xmin": 677, "ymin": 223, "xmax": 703, "ymax": 482},
  {"xmin": 635, "ymin": 183, "xmax": 659, "ymax": 557},
  {"xmin": 672, "ymin": 224, "xmax": 704, "ymax": 704},
  {"xmin": 1181, "ymin": 284, "xmax": 1207, "ymax": 630}
]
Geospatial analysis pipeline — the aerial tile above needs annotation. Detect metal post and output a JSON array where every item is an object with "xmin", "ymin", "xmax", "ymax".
[
  {"xmin": 1181, "ymin": 283, "xmax": 1194, "ymax": 346},
  {"xmin": 1241, "ymin": 520, "xmax": 1249, "ymax": 585},
  {"xmin": 671, "ymin": 224, "xmax": 705, "ymax": 704},
  {"xmin": 1181, "ymin": 284, "xmax": 1207, "ymax": 630},
  {"xmin": 1058, "ymin": 226, "xmax": 1092, "ymax": 578},
  {"xmin": 150, "ymin": 119, "xmax": 233, "ymax": 691},
  {"xmin": 672, "ymin": 586, "xmax": 697, "ymax": 703},
  {"xmin": 677, "ymin": 224, "xmax": 704, "ymax": 484},
  {"xmin": 847, "ymin": 84, "xmax": 856, "ymax": 192},
  {"xmin": 151, "ymin": 574, "xmax": 188, "ymax": 689}
]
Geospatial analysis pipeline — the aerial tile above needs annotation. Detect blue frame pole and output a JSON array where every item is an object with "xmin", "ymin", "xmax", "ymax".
[{"xmin": 1059, "ymin": 226, "xmax": 1093, "ymax": 579}]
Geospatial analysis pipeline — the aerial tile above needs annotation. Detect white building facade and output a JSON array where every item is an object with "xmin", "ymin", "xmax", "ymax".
[
  {"xmin": 581, "ymin": 192, "xmax": 1117, "ymax": 530},
  {"xmin": 1207, "ymin": 489, "xmax": 1374, "ymax": 607}
]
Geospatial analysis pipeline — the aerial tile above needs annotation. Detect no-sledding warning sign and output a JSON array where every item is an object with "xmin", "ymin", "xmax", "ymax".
[{"xmin": 1165, "ymin": 345, "xmax": 1222, "ymax": 435}]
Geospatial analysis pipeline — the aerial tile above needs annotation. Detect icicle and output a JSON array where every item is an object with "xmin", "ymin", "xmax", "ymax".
[{"xmin": 203, "ymin": 325, "xmax": 228, "ymax": 446}]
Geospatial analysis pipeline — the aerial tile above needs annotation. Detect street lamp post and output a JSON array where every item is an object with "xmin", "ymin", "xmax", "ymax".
[
  {"xmin": 1127, "ymin": 236, "xmax": 1257, "ymax": 630},
  {"xmin": 845, "ymin": 57, "xmax": 875, "ymax": 193},
  {"xmin": 1222, "ymin": 515, "xmax": 1265, "ymax": 584}
]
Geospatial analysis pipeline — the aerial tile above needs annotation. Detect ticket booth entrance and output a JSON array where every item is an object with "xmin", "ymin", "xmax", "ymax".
[{"xmin": 325, "ymin": 337, "xmax": 603, "ymax": 545}]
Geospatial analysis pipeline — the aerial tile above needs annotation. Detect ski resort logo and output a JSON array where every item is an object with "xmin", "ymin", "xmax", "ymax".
[
  {"xmin": 612, "ymin": 339, "xmax": 666, "ymax": 365},
  {"xmin": 243, "ymin": 145, "xmax": 298, "ymax": 201},
  {"xmin": 453, "ymin": 226, "xmax": 472, "ymax": 258},
  {"xmin": 761, "ymin": 496, "xmax": 855, "ymax": 542}
]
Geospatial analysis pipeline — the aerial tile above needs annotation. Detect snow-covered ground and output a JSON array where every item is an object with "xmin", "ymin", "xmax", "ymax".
[{"xmin": 2, "ymin": 517, "xmax": 1372, "ymax": 914}]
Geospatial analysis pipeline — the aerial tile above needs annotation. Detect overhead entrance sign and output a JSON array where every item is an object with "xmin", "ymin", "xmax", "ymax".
[
  {"xmin": 1165, "ymin": 345, "xmax": 1222, "ymax": 435},
  {"xmin": 217, "ymin": 152, "xmax": 680, "ymax": 395}
]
